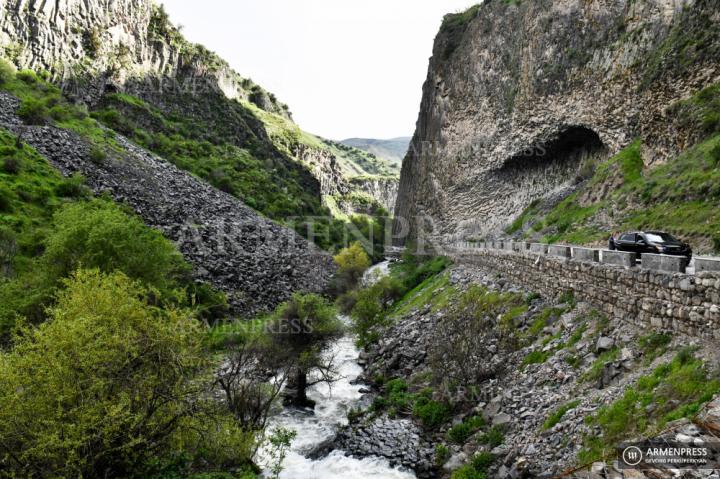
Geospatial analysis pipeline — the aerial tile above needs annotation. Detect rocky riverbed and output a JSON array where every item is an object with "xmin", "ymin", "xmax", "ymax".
[{"xmin": 334, "ymin": 263, "xmax": 720, "ymax": 478}]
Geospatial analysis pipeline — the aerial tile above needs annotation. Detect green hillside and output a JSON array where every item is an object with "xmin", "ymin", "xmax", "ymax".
[{"xmin": 339, "ymin": 136, "xmax": 410, "ymax": 167}]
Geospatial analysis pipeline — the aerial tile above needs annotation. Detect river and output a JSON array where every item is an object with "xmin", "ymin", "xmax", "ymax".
[{"xmin": 261, "ymin": 261, "xmax": 416, "ymax": 479}]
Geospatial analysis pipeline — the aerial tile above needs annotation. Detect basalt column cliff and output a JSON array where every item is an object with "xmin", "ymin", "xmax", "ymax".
[{"xmin": 394, "ymin": 0, "xmax": 720, "ymax": 245}]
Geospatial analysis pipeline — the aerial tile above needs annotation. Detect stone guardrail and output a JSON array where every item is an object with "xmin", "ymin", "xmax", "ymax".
[
  {"xmin": 458, "ymin": 240, "xmax": 718, "ymax": 275},
  {"xmin": 450, "ymin": 240, "xmax": 720, "ymax": 339}
]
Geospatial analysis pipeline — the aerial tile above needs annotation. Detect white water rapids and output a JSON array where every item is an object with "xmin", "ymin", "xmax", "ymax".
[{"xmin": 259, "ymin": 261, "xmax": 416, "ymax": 479}]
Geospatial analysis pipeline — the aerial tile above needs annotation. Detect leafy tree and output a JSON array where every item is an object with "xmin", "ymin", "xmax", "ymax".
[
  {"xmin": 0, "ymin": 269, "xmax": 225, "ymax": 477},
  {"xmin": 269, "ymin": 293, "xmax": 343, "ymax": 407},
  {"xmin": 351, "ymin": 275, "xmax": 405, "ymax": 348},
  {"xmin": 333, "ymin": 241, "xmax": 371, "ymax": 291}
]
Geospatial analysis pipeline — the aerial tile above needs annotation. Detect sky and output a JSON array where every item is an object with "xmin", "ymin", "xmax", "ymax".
[{"xmin": 161, "ymin": 0, "xmax": 476, "ymax": 141}]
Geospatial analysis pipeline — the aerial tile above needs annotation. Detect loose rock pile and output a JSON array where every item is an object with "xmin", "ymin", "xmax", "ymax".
[
  {"xmin": 335, "ymin": 417, "xmax": 436, "ymax": 478},
  {"xmin": 0, "ymin": 92, "xmax": 336, "ymax": 315}
]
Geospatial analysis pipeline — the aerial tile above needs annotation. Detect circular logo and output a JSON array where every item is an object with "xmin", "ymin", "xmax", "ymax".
[{"xmin": 622, "ymin": 446, "xmax": 643, "ymax": 466}]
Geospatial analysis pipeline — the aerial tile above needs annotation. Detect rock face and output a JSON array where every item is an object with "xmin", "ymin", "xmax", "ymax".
[
  {"xmin": 349, "ymin": 176, "xmax": 399, "ymax": 213},
  {"xmin": 0, "ymin": 0, "xmax": 289, "ymax": 116},
  {"xmin": 394, "ymin": 0, "xmax": 720, "ymax": 244},
  {"xmin": 0, "ymin": 92, "xmax": 335, "ymax": 315}
]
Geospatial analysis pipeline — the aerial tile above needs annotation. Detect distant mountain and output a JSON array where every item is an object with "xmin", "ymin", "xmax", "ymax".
[{"xmin": 339, "ymin": 137, "xmax": 411, "ymax": 166}]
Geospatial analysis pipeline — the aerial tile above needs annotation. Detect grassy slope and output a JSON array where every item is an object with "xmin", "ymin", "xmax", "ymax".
[
  {"xmin": 0, "ymin": 129, "xmax": 86, "ymax": 277},
  {"xmin": 507, "ymin": 83, "xmax": 720, "ymax": 252},
  {"xmin": 92, "ymin": 92, "xmax": 324, "ymax": 219}
]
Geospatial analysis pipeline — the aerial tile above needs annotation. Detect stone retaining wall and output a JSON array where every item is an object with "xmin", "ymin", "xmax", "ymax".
[{"xmin": 451, "ymin": 247, "xmax": 720, "ymax": 340}]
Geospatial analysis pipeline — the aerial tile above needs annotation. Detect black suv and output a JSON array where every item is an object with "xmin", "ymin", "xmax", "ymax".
[{"xmin": 609, "ymin": 231, "xmax": 692, "ymax": 259}]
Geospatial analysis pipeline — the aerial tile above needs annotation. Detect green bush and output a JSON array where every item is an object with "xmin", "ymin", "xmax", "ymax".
[
  {"xmin": 0, "ymin": 184, "xmax": 14, "ymax": 212},
  {"xmin": 471, "ymin": 452, "xmax": 494, "ymax": 470},
  {"xmin": 16, "ymin": 69, "xmax": 38, "ymax": 84},
  {"xmin": 708, "ymin": 142, "xmax": 720, "ymax": 167},
  {"xmin": 479, "ymin": 426, "xmax": 504, "ymax": 447},
  {"xmin": 88, "ymin": 144, "xmax": 107, "ymax": 164},
  {"xmin": 522, "ymin": 349, "xmax": 551, "ymax": 365},
  {"xmin": 54, "ymin": 172, "xmax": 89, "ymax": 198},
  {"xmin": 376, "ymin": 378, "xmax": 415, "ymax": 416},
  {"xmin": 0, "ymin": 269, "xmax": 242, "ymax": 477},
  {"xmin": 639, "ymin": 332, "xmax": 672, "ymax": 362},
  {"xmin": 43, "ymin": 199, "xmax": 189, "ymax": 293},
  {"xmin": 395, "ymin": 252, "xmax": 452, "ymax": 292},
  {"xmin": 2, "ymin": 155, "xmax": 21, "ymax": 174},
  {"xmin": 435, "ymin": 444, "xmax": 450, "ymax": 466},
  {"xmin": 187, "ymin": 282, "xmax": 229, "ymax": 321},
  {"xmin": 0, "ymin": 58, "xmax": 15, "ymax": 84},
  {"xmin": 336, "ymin": 289, "xmax": 358, "ymax": 314},
  {"xmin": 351, "ymin": 275, "xmax": 405, "ymax": 348},
  {"xmin": 448, "ymin": 415, "xmax": 486, "ymax": 444},
  {"xmin": 48, "ymin": 102, "xmax": 75, "ymax": 122},
  {"xmin": 18, "ymin": 97, "xmax": 50, "ymax": 125},
  {"xmin": 333, "ymin": 241, "xmax": 371, "ymax": 291},
  {"xmin": 582, "ymin": 347, "xmax": 619, "ymax": 382},
  {"xmin": 413, "ymin": 393, "xmax": 452, "ymax": 429},
  {"xmin": 451, "ymin": 464, "xmax": 487, "ymax": 479}
]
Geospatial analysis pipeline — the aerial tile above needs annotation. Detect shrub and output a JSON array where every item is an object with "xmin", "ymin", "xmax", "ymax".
[
  {"xmin": 18, "ymin": 97, "xmax": 50, "ymax": 125},
  {"xmin": 448, "ymin": 415, "xmax": 486, "ymax": 444},
  {"xmin": 16, "ymin": 69, "xmax": 38, "ymax": 83},
  {"xmin": 479, "ymin": 426, "xmax": 504, "ymax": 447},
  {"xmin": 187, "ymin": 282, "xmax": 229, "ymax": 321},
  {"xmin": 451, "ymin": 464, "xmax": 487, "ymax": 479},
  {"xmin": 2, "ymin": 156, "xmax": 21, "ymax": 174},
  {"xmin": 336, "ymin": 289, "xmax": 358, "ymax": 314},
  {"xmin": 43, "ymin": 199, "xmax": 189, "ymax": 292},
  {"xmin": 582, "ymin": 347, "xmax": 619, "ymax": 382},
  {"xmin": 709, "ymin": 143, "xmax": 720, "ymax": 167},
  {"xmin": 580, "ymin": 348, "xmax": 720, "ymax": 463},
  {"xmin": 639, "ymin": 332, "xmax": 672, "ymax": 362},
  {"xmin": 396, "ymin": 252, "xmax": 452, "ymax": 291},
  {"xmin": 351, "ymin": 275, "xmax": 405, "ymax": 348},
  {"xmin": 0, "ymin": 58, "xmax": 16, "ymax": 84},
  {"xmin": 333, "ymin": 241, "xmax": 371, "ymax": 290},
  {"xmin": 0, "ymin": 184, "xmax": 14, "ymax": 212},
  {"xmin": 435, "ymin": 444, "xmax": 450, "ymax": 466},
  {"xmin": 88, "ymin": 144, "xmax": 107, "ymax": 164},
  {"xmin": 471, "ymin": 452, "xmax": 494, "ymax": 470},
  {"xmin": 54, "ymin": 172, "xmax": 89, "ymax": 198},
  {"xmin": 413, "ymin": 393, "xmax": 451, "ymax": 429},
  {"xmin": 0, "ymin": 269, "xmax": 214, "ymax": 477}
]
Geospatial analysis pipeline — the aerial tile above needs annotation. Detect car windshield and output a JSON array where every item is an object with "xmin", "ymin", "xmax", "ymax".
[{"xmin": 645, "ymin": 232, "xmax": 677, "ymax": 243}]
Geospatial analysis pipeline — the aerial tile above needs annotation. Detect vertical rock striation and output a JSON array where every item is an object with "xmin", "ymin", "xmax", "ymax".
[
  {"xmin": 394, "ymin": 0, "xmax": 720, "ymax": 244},
  {"xmin": 0, "ymin": 0, "xmax": 290, "ymax": 115}
]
